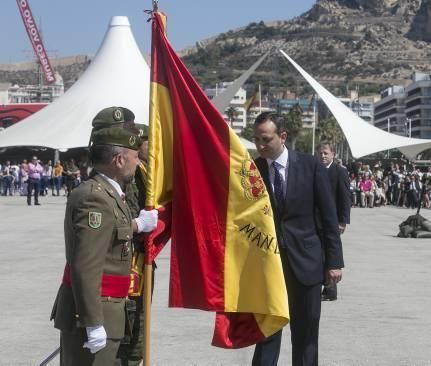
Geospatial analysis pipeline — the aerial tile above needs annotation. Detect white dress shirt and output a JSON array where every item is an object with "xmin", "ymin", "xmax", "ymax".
[{"xmin": 266, "ymin": 146, "xmax": 288, "ymax": 197}]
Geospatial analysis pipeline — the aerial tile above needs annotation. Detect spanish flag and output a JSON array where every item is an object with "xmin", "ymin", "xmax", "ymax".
[{"xmin": 145, "ymin": 12, "xmax": 289, "ymax": 349}]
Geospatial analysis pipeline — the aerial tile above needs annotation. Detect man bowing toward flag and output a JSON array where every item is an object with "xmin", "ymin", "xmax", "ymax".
[{"xmin": 252, "ymin": 112, "xmax": 344, "ymax": 366}]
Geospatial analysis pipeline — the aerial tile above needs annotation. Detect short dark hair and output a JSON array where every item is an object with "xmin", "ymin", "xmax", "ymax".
[
  {"xmin": 253, "ymin": 112, "xmax": 287, "ymax": 134},
  {"xmin": 318, "ymin": 141, "xmax": 335, "ymax": 152},
  {"xmin": 89, "ymin": 144, "xmax": 126, "ymax": 165}
]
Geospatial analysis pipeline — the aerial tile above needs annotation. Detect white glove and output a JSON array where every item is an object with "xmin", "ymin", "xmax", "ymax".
[
  {"xmin": 134, "ymin": 209, "xmax": 158, "ymax": 233},
  {"xmin": 83, "ymin": 325, "xmax": 107, "ymax": 354}
]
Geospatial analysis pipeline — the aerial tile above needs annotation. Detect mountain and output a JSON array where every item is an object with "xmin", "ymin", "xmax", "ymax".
[
  {"xmin": 1, "ymin": 0, "xmax": 431, "ymax": 97},
  {"xmin": 181, "ymin": 0, "xmax": 431, "ymax": 95}
]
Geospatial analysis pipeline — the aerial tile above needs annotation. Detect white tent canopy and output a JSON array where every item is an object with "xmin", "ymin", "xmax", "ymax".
[
  {"xmin": 279, "ymin": 49, "xmax": 431, "ymax": 159},
  {"xmin": 0, "ymin": 16, "xmax": 150, "ymax": 150}
]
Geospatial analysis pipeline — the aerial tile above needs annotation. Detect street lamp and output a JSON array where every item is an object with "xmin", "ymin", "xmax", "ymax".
[
  {"xmin": 311, "ymin": 95, "xmax": 317, "ymax": 156},
  {"xmin": 387, "ymin": 118, "xmax": 391, "ymax": 158},
  {"xmin": 405, "ymin": 118, "xmax": 412, "ymax": 138}
]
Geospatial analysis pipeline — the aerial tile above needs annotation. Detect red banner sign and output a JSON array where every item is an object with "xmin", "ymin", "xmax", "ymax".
[{"xmin": 16, "ymin": 0, "xmax": 56, "ymax": 84}]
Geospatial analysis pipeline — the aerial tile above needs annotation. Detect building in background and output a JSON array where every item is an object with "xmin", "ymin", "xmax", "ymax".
[
  {"xmin": 275, "ymin": 98, "xmax": 316, "ymax": 128},
  {"xmin": 5, "ymin": 72, "xmax": 64, "ymax": 104},
  {"xmin": 404, "ymin": 73, "xmax": 431, "ymax": 139},
  {"xmin": 374, "ymin": 85, "xmax": 406, "ymax": 135},
  {"xmin": 0, "ymin": 73, "xmax": 63, "ymax": 130},
  {"xmin": 205, "ymin": 82, "xmax": 247, "ymax": 134},
  {"xmin": 339, "ymin": 91, "xmax": 378, "ymax": 124},
  {"xmin": 374, "ymin": 73, "xmax": 431, "ymax": 139}
]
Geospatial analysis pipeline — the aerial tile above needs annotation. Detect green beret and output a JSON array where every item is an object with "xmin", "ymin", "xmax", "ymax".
[
  {"xmin": 92, "ymin": 106, "xmax": 135, "ymax": 129},
  {"xmin": 90, "ymin": 126, "xmax": 141, "ymax": 151},
  {"xmin": 135, "ymin": 124, "xmax": 149, "ymax": 139}
]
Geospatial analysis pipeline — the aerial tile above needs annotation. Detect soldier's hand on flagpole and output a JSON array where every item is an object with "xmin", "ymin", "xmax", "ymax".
[
  {"xmin": 83, "ymin": 325, "xmax": 107, "ymax": 354},
  {"xmin": 134, "ymin": 209, "xmax": 158, "ymax": 233}
]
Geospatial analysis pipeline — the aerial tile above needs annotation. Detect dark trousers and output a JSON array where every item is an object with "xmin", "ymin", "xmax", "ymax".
[
  {"xmin": 322, "ymin": 283, "xmax": 337, "ymax": 299},
  {"xmin": 27, "ymin": 178, "xmax": 40, "ymax": 204},
  {"xmin": 60, "ymin": 329, "xmax": 121, "ymax": 366},
  {"xmin": 252, "ymin": 249, "xmax": 321, "ymax": 366},
  {"xmin": 53, "ymin": 176, "xmax": 62, "ymax": 195},
  {"xmin": 2, "ymin": 176, "xmax": 13, "ymax": 196}
]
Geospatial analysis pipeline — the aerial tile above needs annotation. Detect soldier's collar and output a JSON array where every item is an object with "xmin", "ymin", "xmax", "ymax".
[{"xmin": 98, "ymin": 172, "xmax": 124, "ymax": 197}]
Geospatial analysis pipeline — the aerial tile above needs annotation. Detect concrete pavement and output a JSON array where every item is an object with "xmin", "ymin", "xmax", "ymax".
[{"xmin": 1, "ymin": 194, "xmax": 431, "ymax": 365}]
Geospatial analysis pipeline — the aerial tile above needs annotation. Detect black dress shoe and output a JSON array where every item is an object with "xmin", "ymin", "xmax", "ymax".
[
  {"xmin": 35, "ymin": 202, "xmax": 41, "ymax": 206},
  {"xmin": 321, "ymin": 293, "xmax": 337, "ymax": 301}
]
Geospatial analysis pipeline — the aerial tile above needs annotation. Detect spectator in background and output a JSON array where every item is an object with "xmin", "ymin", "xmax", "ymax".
[
  {"xmin": 78, "ymin": 155, "xmax": 91, "ymax": 182},
  {"xmin": 349, "ymin": 173, "xmax": 358, "ymax": 207},
  {"xmin": 2, "ymin": 163, "xmax": 15, "ymax": 196},
  {"xmin": 63, "ymin": 158, "xmax": 80, "ymax": 197},
  {"xmin": 52, "ymin": 161, "xmax": 64, "ymax": 196},
  {"xmin": 20, "ymin": 160, "xmax": 29, "ymax": 196},
  {"xmin": 40, "ymin": 160, "xmax": 53, "ymax": 196},
  {"xmin": 27, "ymin": 156, "xmax": 43, "ymax": 206},
  {"xmin": 391, "ymin": 164, "xmax": 401, "ymax": 205},
  {"xmin": 359, "ymin": 173, "xmax": 374, "ymax": 208},
  {"xmin": 11, "ymin": 162, "xmax": 20, "ymax": 193},
  {"xmin": 409, "ymin": 174, "xmax": 422, "ymax": 209}
]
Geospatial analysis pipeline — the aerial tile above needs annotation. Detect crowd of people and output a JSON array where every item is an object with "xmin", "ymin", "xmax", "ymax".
[
  {"xmin": 346, "ymin": 161, "xmax": 431, "ymax": 210},
  {"xmin": 0, "ymin": 157, "xmax": 90, "ymax": 203},
  {"xmin": 2, "ymin": 156, "xmax": 430, "ymax": 210}
]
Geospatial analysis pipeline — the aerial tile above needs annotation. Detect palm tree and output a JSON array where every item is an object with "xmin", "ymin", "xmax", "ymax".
[
  {"xmin": 283, "ymin": 104, "xmax": 303, "ymax": 150},
  {"xmin": 225, "ymin": 106, "xmax": 239, "ymax": 128},
  {"xmin": 317, "ymin": 117, "xmax": 346, "ymax": 157},
  {"xmin": 317, "ymin": 117, "xmax": 344, "ymax": 144}
]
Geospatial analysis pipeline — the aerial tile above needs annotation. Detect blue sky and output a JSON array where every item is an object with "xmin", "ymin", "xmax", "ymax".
[{"xmin": 0, "ymin": 0, "xmax": 315, "ymax": 63}]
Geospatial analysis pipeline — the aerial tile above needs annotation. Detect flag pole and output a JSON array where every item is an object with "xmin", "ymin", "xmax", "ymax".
[
  {"xmin": 142, "ymin": 255, "xmax": 153, "ymax": 366},
  {"xmin": 142, "ymin": 4, "xmax": 158, "ymax": 365}
]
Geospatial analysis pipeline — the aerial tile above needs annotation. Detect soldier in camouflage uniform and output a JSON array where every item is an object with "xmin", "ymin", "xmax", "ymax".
[
  {"xmin": 118, "ymin": 124, "xmax": 156, "ymax": 366},
  {"xmin": 50, "ymin": 107, "xmax": 158, "ymax": 366}
]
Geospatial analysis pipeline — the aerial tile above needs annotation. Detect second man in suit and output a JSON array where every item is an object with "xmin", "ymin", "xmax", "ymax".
[{"xmin": 318, "ymin": 141, "xmax": 351, "ymax": 301}]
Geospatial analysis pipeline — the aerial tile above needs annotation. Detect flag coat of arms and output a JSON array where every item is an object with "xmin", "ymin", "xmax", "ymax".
[{"xmin": 145, "ymin": 11, "xmax": 289, "ymax": 348}]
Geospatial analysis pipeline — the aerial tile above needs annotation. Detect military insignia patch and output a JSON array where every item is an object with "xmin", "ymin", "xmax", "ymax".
[
  {"xmin": 113, "ymin": 108, "xmax": 123, "ymax": 121},
  {"xmin": 129, "ymin": 135, "xmax": 136, "ymax": 147},
  {"xmin": 88, "ymin": 212, "xmax": 102, "ymax": 229}
]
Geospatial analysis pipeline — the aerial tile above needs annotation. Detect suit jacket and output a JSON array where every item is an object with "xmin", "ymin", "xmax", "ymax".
[
  {"xmin": 327, "ymin": 163, "xmax": 351, "ymax": 225},
  {"xmin": 51, "ymin": 173, "xmax": 133, "ymax": 339},
  {"xmin": 255, "ymin": 149, "xmax": 344, "ymax": 286}
]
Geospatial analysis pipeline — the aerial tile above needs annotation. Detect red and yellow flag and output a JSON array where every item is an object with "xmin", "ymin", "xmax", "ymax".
[{"xmin": 146, "ymin": 12, "xmax": 289, "ymax": 349}]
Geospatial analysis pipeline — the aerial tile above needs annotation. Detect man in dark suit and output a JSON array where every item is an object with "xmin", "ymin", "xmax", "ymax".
[
  {"xmin": 318, "ymin": 142, "xmax": 351, "ymax": 301},
  {"xmin": 251, "ymin": 112, "xmax": 344, "ymax": 366}
]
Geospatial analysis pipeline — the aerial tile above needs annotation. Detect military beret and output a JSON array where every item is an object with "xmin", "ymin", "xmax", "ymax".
[
  {"xmin": 92, "ymin": 106, "xmax": 135, "ymax": 129},
  {"xmin": 90, "ymin": 126, "xmax": 141, "ymax": 151},
  {"xmin": 134, "ymin": 123, "xmax": 149, "ymax": 139}
]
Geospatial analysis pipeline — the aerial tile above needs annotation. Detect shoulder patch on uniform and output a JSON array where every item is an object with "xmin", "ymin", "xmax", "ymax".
[{"xmin": 89, "ymin": 212, "xmax": 102, "ymax": 229}]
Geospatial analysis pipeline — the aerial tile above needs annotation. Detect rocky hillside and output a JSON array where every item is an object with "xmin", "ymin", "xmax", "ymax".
[
  {"xmin": 181, "ymin": 0, "xmax": 431, "ymax": 95},
  {"xmin": 0, "ymin": 55, "xmax": 91, "ymax": 90},
  {"xmin": 1, "ymin": 0, "xmax": 431, "ymax": 96}
]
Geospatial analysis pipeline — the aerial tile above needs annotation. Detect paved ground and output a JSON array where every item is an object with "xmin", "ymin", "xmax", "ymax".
[{"xmin": 1, "ymin": 194, "xmax": 431, "ymax": 366}]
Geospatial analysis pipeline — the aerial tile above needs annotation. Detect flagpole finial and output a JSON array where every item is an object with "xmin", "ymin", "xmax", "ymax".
[{"xmin": 153, "ymin": 0, "xmax": 159, "ymax": 12}]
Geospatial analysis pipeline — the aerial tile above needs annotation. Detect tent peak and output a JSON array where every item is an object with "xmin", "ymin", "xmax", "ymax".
[{"xmin": 110, "ymin": 16, "xmax": 130, "ymax": 27}]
